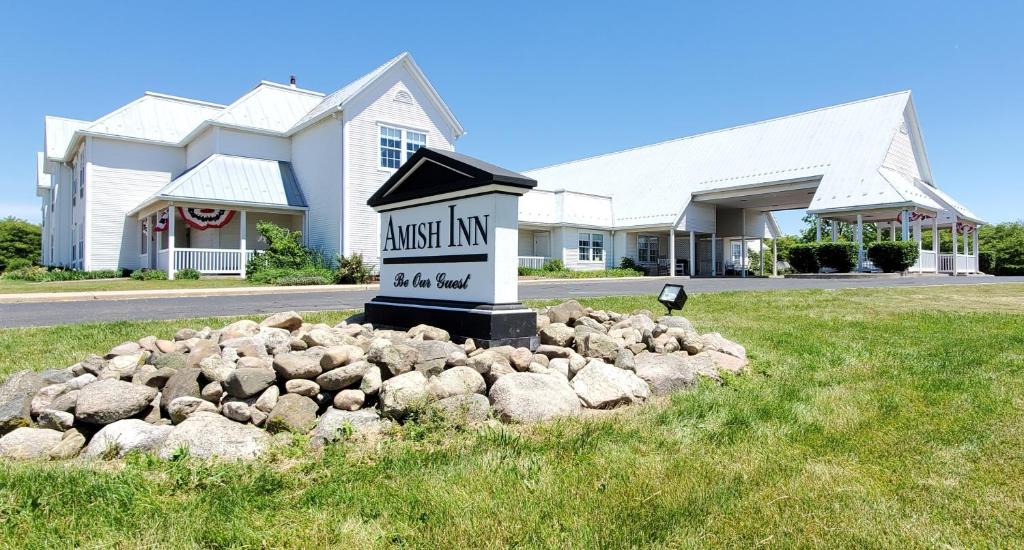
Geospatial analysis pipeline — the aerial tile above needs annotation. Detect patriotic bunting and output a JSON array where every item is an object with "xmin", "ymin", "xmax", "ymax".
[
  {"xmin": 178, "ymin": 207, "xmax": 235, "ymax": 230},
  {"xmin": 895, "ymin": 211, "xmax": 932, "ymax": 223},
  {"xmin": 153, "ymin": 209, "xmax": 170, "ymax": 232}
]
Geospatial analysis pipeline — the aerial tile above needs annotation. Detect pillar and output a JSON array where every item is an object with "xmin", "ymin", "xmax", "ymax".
[
  {"xmin": 815, "ymin": 217, "xmax": 822, "ymax": 242},
  {"xmin": 856, "ymin": 214, "xmax": 864, "ymax": 271},
  {"xmin": 973, "ymin": 226, "xmax": 980, "ymax": 272},
  {"xmin": 668, "ymin": 228, "xmax": 676, "ymax": 276},
  {"xmin": 951, "ymin": 214, "xmax": 958, "ymax": 277},
  {"xmin": 876, "ymin": 223, "xmax": 882, "ymax": 243},
  {"xmin": 759, "ymin": 238, "xmax": 764, "ymax": 276},
  {"xmin": 239, "ymin": 210, "xmax": 247, "ymax": 279},
  {"xmin": 741, "ymin": 210, "xmax": 747, "ymax": 278},
  {"xmin": 901, "ymin": 210, "xmax": 910, "ymax": 241},
  {"xmin": 932, "ymin": 216, "xmax": 940, "ymax": 274},
  {"xmin": 167, "ymin": 205, "xmax": 176, "ymax": 280},
  {"xmin": 772, "ymin": 238, "xmax": 778, "ymax": 277},
  {"xmin": 689, "ymin": 231, "xmax": 696, "ymax": 276},
  {"xmin": 831, "ymin": 219, "xmax": 838, "ymax": 242},
  {"xmin": 913, "ymin": 217, "xmax": 922, "ymax": 273},
  {"xmin": 711, "ymin": 233, "xmax": 717, "ymax": 277}
]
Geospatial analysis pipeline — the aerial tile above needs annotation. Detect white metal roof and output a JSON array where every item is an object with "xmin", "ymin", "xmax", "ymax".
[
  {"xmin": 212, "ymin": 82, "xmax": 324, "ymax": 133},
  {"xmin": 44, "ymin": 116, "xmax": 89, "ymax": 160},
  {"xmin": 523, "ymin": 91, "xmax": 963, "ymax": 228},
  {"xmin": 915, "ymin": 179, "xmax": 983, "ymax": 224},
  {"xmin": 131, "ymin": 154, "xmax": 307, "ymax": 215},
  {"xmin": 519, "ymin": 189, "xmax": 615, "ymax": 228},
  {"xmin": 85, "ymin": 93, "xmax": 224, "ymax": 145}
]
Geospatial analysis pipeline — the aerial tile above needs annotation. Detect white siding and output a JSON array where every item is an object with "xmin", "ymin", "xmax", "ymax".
[
  {"xmin": 182, "ymin": 211, "xmax": 301, "ymax": 250},
  {"xmin": 218, "ymin": 128, "xmax": 291, "ymax": 161},
  {"xmin": 342, "ymin": 67, "xmax": 457, "ymax": 270},
  {"xmin": 881, "ymin": 112, "xmax": 922, "ymax": 180},
  {"xmin": 679, "ymin": 201, "xmax": 716, "ymax": 233},
  {"xmin": 87, "ymin": 138, "xmax": 185, "ymax": 270},
  {"xmin": 290, "ymin": 116, "xmax": 343, "ymax": 256},
  {"xmin": 185, "ymin": 127, "xmax": 216, "ymax": 168}
]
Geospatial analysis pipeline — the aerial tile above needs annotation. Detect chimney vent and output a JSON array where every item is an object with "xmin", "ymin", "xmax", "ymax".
[{"xmin": 289, "ymin": 75, "xmax": 296, "ymax": 87}]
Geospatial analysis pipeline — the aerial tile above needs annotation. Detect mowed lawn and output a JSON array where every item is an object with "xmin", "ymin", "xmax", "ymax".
[
  {"xmin": 1, "ymin": 284, "xmax": 1023, "ymax": 548},
  {"xmin": 0, "ymin": 277, "xmax": 259, "ymax": 295}
]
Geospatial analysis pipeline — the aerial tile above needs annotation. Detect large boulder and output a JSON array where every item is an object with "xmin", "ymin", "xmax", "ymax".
[
  {"xmin": 570, "ymin": 360, "xmax": 650, "ymax": 409},
  {"xmin": 701, "ymin": 333, "xmax": 747, "ymax": 360},
  {"xmin": 83, "ymin": 419, "xmax": 173, "ymax": 458},
  {"xmin": 159, "ymin": 412, "xmax": 271, "ymax": 460},
  {"xmin": 75, "ymin": 379, "xmax": 158, "ymax": 425},
  {"xmin": 310, "ymin": 408, "xmax": 390, "ymax": 448},
  {"xmin": 576, "ymin": 332, "xmax": 621, "ymax": 362},
  {"xmin": 633, "ymin": 352, "xmax": 696, "ymax": 396},
  {"xmin": 260, "ymin": 311, "xmax": 303, "ymax": 332},
  {"xmin": 315, "ymin": 360, "xmax": 372, "ymax": 391},
  {"xmin": 266, "ymin": 393, "xmax": 318, "ymax": 433},
  {"xmin": 379, "ymin": 371, "xmax": 429, "ymax": 419},
  {"xmin": 539, "ymin": 324, "xmax": 574, "ymax": 347},
  {"xmin": 546, "ymin": 300, "xmax": 586, "ymax": 325},
  {"xmin": 273, "ymin": 352, "xmax": 323, "ymax": 380},
  {"xmin": 428, "ymin": 393, "xmax": 490, "ymax": 424},
  {"xmin": 657, "ymin": 315, "xmax": 694, "ymax": 331},
  {"xmin": 488, "ymin": 372, "xmax": 581, "ymax": 423},
  {"xmin": 426, "ymin": 366, "xmax": 486, "ymax": 400},
  {"xmin": 0, "ymin": 427, "xmax": 62, "ymax": 459},
  {"xmin": 224, "ymin": 367, "xmax": 277, "ymax": 398},
  {"xmin": 367, "ymin": 340, "xmax": 419, "ymax": 377}
]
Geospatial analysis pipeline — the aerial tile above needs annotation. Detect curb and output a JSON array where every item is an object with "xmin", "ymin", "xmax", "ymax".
[{"xmin": 0, "ymin": 283, "xmax": 380, "ymax": 304}]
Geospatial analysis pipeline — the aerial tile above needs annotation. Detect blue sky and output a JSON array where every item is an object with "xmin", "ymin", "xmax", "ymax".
[{"xmin": 1, "ymin": 1, "xmax": 1021, "ymax": 235}]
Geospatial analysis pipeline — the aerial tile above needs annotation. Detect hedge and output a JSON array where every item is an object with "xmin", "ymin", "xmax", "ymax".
[
  {"xmin": 978, "ymin": 251, "xmax": 995, "ymax": 273},
  {"xmin": 867, "ymin": 241, "xmax": 920, "ymax": 273},
  {"xmin": 995, "ymin": 264, "xmax": 1024, "ymax": 276},
  {"xmin": 788, "ymin": 244, "xmax": 819, "ymax": 273},
  {"xmin": 816, "ymin": 242, "xmax": 857, "ymax": 273}
]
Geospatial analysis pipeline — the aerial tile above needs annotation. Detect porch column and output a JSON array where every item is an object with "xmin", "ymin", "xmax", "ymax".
[
  {"xmin": 759, "ymin": 238, "xmax": 764, "ymax": 276},
  {"xmin": 901, "ymin": 210, "xmax": 910, "ymax": 241},
  {"xmin": 815, "ymin": 218, "xmax": 822, "ymax": 242},
  {"xmin": 239, "ymin": 210, "xmax": 247, "ymax": 279},
  {"xmin": 951, "ymin": 214, "xmax": 958, "ymax": 276},
  {"xmin": 167, "ymin": 204, "xmax": 176, "ymax": 280},
  {"xmin": 830, "ymin": 219, "xmax": 837, "ymax": 242},
  {"xmin": 711, "ymin": 233, "xmax": 717, "ymax": 277},
  {"xmin": 689, "ymin": 231, "xmax": 696, "ymax": 277},
  {"xmin": 876, "ymin": 223, "xmax": 882, "ymax": 243},
  {"xmin": 669, "ymin": 228, "xmax": 676, "ymax": 276},
  {"xmin": 892, "ymin": 221, "xmax": 897, "ymax": 241},
  {"xmin": 932, "ymin": 216, "xmax": 940, "ymax": 274},
  {"xmin": 913, "ymin": 217, "xmax": 922, "ymax": 273},
  {"xmin": 772, "ymin": 238, "xmax": 778, "ymax": 277},
  {"xmin": 741, "ymin": 210, "xmax": 747, "ymax": 278},
  {"xmin": 973, "ymin": 226, "xmax": 980, "ymax": 272},
  {"xmin": 856, "ymin": 214, "xmax": 864, "ymax": 271}
]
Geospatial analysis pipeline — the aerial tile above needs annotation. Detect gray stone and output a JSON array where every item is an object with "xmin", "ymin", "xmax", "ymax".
[
  {"xmin": 571, "ymin": 360, "xmax": 650, "ymax": 409},
  {"xmin": 488, "ymin": 372, "xmax": 582, "ymax": 423},
  {"xmin": 651, "ymin": 333, "xmax": 681, "ymax": 354},
  {"xmin": 285, "ymin": 379, "xmax": 320, "ymax": 397},
  {"xmin": 367, "ymin": 340, "xmax": 419, "ymax": 377},
  {"xmin": 427, "ymin": 366, "xmax": 486, "ymax": 400},
  {"xmin": 76, "ymin": 379, "xmax": 158, "ymax": 425},
  {"xmin": 379, "ymin": 371, "xmax": 429, "ymax": 419},
  {"xmin": 546, "ymin": 300, "xmax": 586, "ymax": 325},
  {"xmin": 155, "ymin": 339, "xmax": 177, "ymax": 354},
  {"xmin": 185, "ymin": 340, "xmax": 220, "ymax": 369},
  {"xmin": 701, "ymin": 333, "xmax": 747, "ymax": 360},
  {"xmin": 160, "ymin": 412, "xmax": 271, "ymax": 460},
  {"xmin": 220, "ymin": 319, "xmax": 260, "ymax": 340},
  {"xmin": 483, "ymin": 362, "xmax": 517, "ymax": 387},
  {"xmin": 260, "ymin": 310, "xmax": 303, "ymax": 332},
  {"xmin": 47, "ymin": 430, "xmax": 86, "ymax": 459},
  {"xmin": 467, "ymin": 350, "xmax": 512, "ymax": 375},
  {"xmin": 273, "ymin": 352, "xmax": 323, "ymax": 380},
  {"xmin": 168, "ymin": 396, "xmax": 218, "ymax": 424},
  {"xmin": 539, "ymin": 323, "xmax": 575, "ymax": 347},
  {"xmin": 78, "ymin": 354, "xmax": 106, "ymax": 375},
  {"xmin": 614, "ymin": 348, "xmax": 636, "ymax": 371},
  {"xmin": 102, "ymin": 351, "xmax": 149, "ymax": 380},
  {"xmin": 703, "ymin": 350, "xmax": 748, "ymax": 375},
  {"xmin": 224, "ymin": 368, "xmax": 277, "ymax": 398},
  {"xmin": 303, "ymin": 328, "xmax": 357, "ymax": 348},
  {"xmin": 548, "ymin": 358, "xmax": 570, "ymax": 379},
  {"xmin": 174, "ymin": 328, "xmax": 198, "ymax": 341},
  {"xmin": 201, "ymin": 381, "xmax": 224, "ymax": 402},
  {"xmin": 83, "ymin": 419, "xmax": 173, "ymax": 458},
  {"xmin": 319, "ymin": 345, "xmax": 366, "ymax": 370},
  {"xmin": 37, "ymin": 409, "xmax": 74, "ymax": 431},
  {"xmin": 49, "ymin": 390, "xmax": 80, "ymax": 413},
  {"xmin": 199, "ymin": 348, "xmax": 238, "ymax": 383},
  {"xmin": 532, "ymin": 353, "xmax": 550, "ymax": 367},
  {"xmin": 220, "ymin": 337, "xmax": 269, "ymax": 359},
  {"xmin": 407, "ymin": 324, "xmax": 450, "ymax": 342},
  {"xmin": 535, "ymin": 345, "xmax": 573, "ymax": 359},
  {"xmin": 132, "ymin": 367, "xmax": 173, "ymax": 389},
  {"xmin": 249, "ymin": 406, "xmax": 268, "ymax": 427},
  {"xmin": 316, "ymin": 360, "xmax": 371, "ymax": 391},
  {"xmin": 577, "ymin": 332, "xmax": 620, "ymax": 362},
  {"xmin": 634, "ymin": 352, "xmax": 696, "ymax": 396},
  {"xmin": 151, "ymin": 352, "xmax": 187, "ymax": 371},
  {"xmin": 359, "ymin": 366, "xmax": 382, "ymax": 396},
  {"xmin": 266, "ymin": 393, "xmax": 318, "ymax": 433},
  {"xmin": 39, "ymin": 368, "xmax": 74, "ymax": 385},
  {"xmin": 30, "ymin": 383, "xmax": 68, "ymax": 416},
  {"xmin": 142, "ymin": 393, "xmax": 162, "ymax": 424},
  {"xmin": 679, "ymin": 330, "xmax": 704, "ymax": 354},
  {"xmin": 221, "ymin": 401, "xmax": 252, "ymax": 423},
  {"xmin": 310, "ymin": 408, "xmax": 389, "ymax": 447},
  {"xmin": 254, "ymin": 385, "xmax": 279, "ymax": 413},
  {"xmin": 332, "ymin": 389, "xmax": 365, "ymax": 411},
  {"xmin": 657, "ymin": 315, "xmax": 694, "ymax": 331},
  {"xmin": 0, "ymin": 427, "xmax": 62, "ymax": 459},
  {"xmin": 428, "ymin": 393, "xmax": 490, "ymax": 424},
  {"xmin": 106, "ymin": 341, "xmax": 141, "ymax": 358},
  {"xmin": 161, "ymin": 367, "xmax": 202, "ymax": 412},
  {"xmin": 259, "ymin": 326, "xmax": 293, "ymax": 355},
  {"xmin": 508, "ymin": 348, "xmax": 534, "ymax": 371}
]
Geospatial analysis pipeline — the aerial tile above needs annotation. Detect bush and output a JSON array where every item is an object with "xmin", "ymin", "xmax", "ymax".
[
  {"xmin": 334, "ymin": 253, "xmax": 372, "ymax": 284},
  {"xmin": 1, "ymin": 265, "xmax": 49, "ymax": 281},
  {"xmin": 275, "ymin": 274, "xmax": 332, "ymax": 286},
  {"xmin": 246, "ymin": 222, "xmax": 316, "ymax": 279},
  {"xmin": 542, "ymin": 258, "xmax": 565, "ymax": 271},
  {"xmin": 816, "ymin": 242, "xmax": 857, "ymax": 273},
  {"xmin": 620, "ymin": 257, "xmax": 640, "ymax": 271},
  {"xmin": 866, "ymin": 241, "xmax": 919, "ymax": 273},
  {"xmin": 1, "ymin": 266, "xmax": 120, "ymax": 282},
  {"xmin": 788, "ymin": 244, "xmax": 819, "ymax": 273},
  {"xmin": 130, "ymin": 269, "xmax": 167, "ymax": 281},
  {"xmin": 517, "ymin": 267, "xmax": 642, "ymax": 279},
  {"xmin": 0, "ymin": 217, "xmax": 41, "ymax": 267},
  {"xmin": 248, "ymin": 267, "xmax": 334, "ymax": 286},
  {"xmin": 175, "ymin": 268, "xmax": 201, "ymax": 280},
  {"xmin": 995, "ymin": 264, "xmax": 1024, "ymax": 276},
  {"xmin": 2, "ymin": 258, "xmax": 32, "ymax": 272},
  {"xmin": 978, "ymin": 251, "xmax": 995, "ymax": 273}
]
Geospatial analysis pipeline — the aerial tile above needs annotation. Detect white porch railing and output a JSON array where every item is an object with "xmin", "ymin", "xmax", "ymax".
[
  {"xmin": 936, "ymin": 253, "xmax": 975, "ymax": 273},
  {"xmin": 914, "ymin": 250, "xmax": 936, "ymax": 272},
  {"xmin": 156, "ymin": 249, "xmax": 168, "ymax": 272},
  {"xmin": 175, "ymin": 248, "xmax": 255, "ymax": 274},
  {"xmin": 519, "ymin": 256, "xmax": 549, "ymax": 269}
]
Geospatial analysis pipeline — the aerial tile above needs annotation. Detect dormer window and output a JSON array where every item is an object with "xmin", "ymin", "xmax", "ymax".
[{"xmin": 380, "ymin": 125, "xmax": 428, "ymax": 169}]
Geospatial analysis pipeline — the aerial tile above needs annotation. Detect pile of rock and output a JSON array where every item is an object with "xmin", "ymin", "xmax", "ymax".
[{"xmin": 0, "ymin": 301, "xmax": 747, "ymax": 461}]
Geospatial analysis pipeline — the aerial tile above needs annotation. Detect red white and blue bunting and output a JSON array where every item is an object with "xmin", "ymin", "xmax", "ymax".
[
  {"xmin": 895, "ymin": 211, "xmax": 932, "ymax": 223},
  {"xmin": 153, "ymin": 209, "xmax": 170, "ymax": 232},
  {"xmin": 178, "ymin": 207, "xmax": 235, "ymax": 230}
]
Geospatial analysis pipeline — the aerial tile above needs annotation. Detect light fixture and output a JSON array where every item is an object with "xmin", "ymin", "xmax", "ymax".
[{"xmin": 658, "ymin": 284, "xmax": 687, "ymax": 316}]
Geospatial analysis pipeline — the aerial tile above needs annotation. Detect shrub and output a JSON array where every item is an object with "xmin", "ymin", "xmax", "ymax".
[
  {"xmin": 788, "ymin": 244, "xmax": 819, "ymax": 273},
  {"xmin": 816, "ymin": 242, "xmax": 857, "ymax": 273},
  {"xmin": 175, "ymin": 268, "xmax": 201, "ymax": 280},
  {"xmin": 334, "ymin": 253, "xmax": 372, "ymax": 284},
  {"xmin": 995, "ymin": 264, "xmax": 1024, "ymax": 276},
  {"xmin": 275, "ymin": 274, "xmax": 332, "ymax": 286},
  {"xmin": 131, "ymin": 269, "xmax": 167, "ymax": 281},
  {"xmin": 542, "ymin": 258, "xmax": 565, "ymax": 271},
  {"xmin": 1, "ymin": 265, "xmax": 49, "ymax": 281},
  {"xmin": 248, "ymin": 267, "xmax": 333, "ymax": 286},
  {"xmin": 1, "ymin": 266, "xmax": 120, "ymax": 282},
  {"xmin": 0, "ymin": 216, "xmax": 41, "ymax": 267},
  {"xmin": 2, "ymin": 258, "xmax": 32, "ymax": 272},
  {"xmin": 246, "ymin": 222, "xmax": 315, "ymax": 278},
  {"xmin": 978, "ymin": 251, "xmax": 995, "ymax": 273},
  {"xmin": 620, "ymin": 257, "xmax": 640, "ymax": 271},
  {"xmin": 516, "ymin": 267, "xmax": 642, "ymax": 279},
  {"xmin": 867, "ymin": 241, "xmax": 919, "ymax": 273}
]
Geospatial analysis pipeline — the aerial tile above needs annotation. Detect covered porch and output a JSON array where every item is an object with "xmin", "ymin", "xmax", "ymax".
[{"xmin": 517, "ymin": 225, "xmax": 553, "ymax": 269}]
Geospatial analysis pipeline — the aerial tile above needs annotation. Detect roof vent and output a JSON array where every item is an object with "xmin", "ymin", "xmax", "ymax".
[
  {"xmin": 394, "ymin": 90, "xmax": 413, "ymax": 104},
  {"xmin": 289, "ymin": 75, "xmax": 297, "ymax": 88}
]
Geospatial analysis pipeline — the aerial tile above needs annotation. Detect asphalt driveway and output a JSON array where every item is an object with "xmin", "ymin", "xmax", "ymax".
[{"xmin": 2, "ymin": 275, "xmax": 1020, "ymax": 328}]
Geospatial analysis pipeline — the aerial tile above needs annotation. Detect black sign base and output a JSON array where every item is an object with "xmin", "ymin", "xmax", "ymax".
[{"xmin": 364, "ymin": 296, "xmax": 539, "ymax": 349}]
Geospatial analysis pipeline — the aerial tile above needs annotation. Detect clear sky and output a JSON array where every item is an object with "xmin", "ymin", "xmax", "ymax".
[{"xmin": 1, "ymin": 1, "xmax": 1021, "ymax": 235}]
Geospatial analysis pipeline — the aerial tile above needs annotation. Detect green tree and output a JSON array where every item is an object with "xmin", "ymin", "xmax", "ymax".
[
  {"xmin": 798, "ymin": 214, "xmax": 879, "ymax": 243},
  {"xmin": 978, "ymin": 221, "xmax": 1024, "ymax": 270},
  {"xmin": 0, "ymin": 217, "xmax": 41, "ymax": 267}
]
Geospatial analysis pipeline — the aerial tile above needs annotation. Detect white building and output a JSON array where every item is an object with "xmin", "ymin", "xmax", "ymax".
[
  {"xmin": 36, "ymin": 52, "xmax": 463, "ymax": 278},
  {"xmin": 37, "ymin": 53, "xmax": 983, "ymax": 279}
]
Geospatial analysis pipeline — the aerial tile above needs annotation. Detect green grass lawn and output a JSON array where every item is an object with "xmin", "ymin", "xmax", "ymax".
[
  {"xmin": 1, "ymin": 284, "xmax": 1023, "ymax": 547},
  {"xmin": 0, "ymin": 277, "xmax": 260, "ymax": 295}
]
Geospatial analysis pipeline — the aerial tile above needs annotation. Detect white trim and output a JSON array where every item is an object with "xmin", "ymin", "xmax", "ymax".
[{"xmin": 374, "ymin": 184, "xmax": 531, "ymax": 212}]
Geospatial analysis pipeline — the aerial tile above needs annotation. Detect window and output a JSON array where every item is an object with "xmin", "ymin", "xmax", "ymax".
[
  {"xmin": 380, "ymin": 126, "xmax": 402, "ymax": 169},
  {"xmin": 578, "ymin": 232, "xmax": 605, "ymax": 262},
  {"xmin": 380, "ymin": 125, "xmax": 427, "ymax": 169},
  {"xmin": 79, "ymin": 167, "xmax": 85, "ymax": 198},
  {"xmin": 731, "ymin": 241, "xmax": 743, "ymax": 265},
  {"xmin": 406, "ymin": 131, "xmax": 426, "ymax": 160},
  {"xmin": 638, "ymin": 235, "xmax": 659, "ymax": 263},
  {"xmin": 71, "ymin": 171, "xmax": 77, "ymax": 207}
]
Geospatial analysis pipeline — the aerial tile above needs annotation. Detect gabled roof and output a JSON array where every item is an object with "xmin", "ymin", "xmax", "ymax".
[
  {"xmin": 915, "ymin": 180, "xmax": 983, "ymax": 224},
  {"xmin": 130, "ymin": 154, "xmax": 307, "ymax": 215},
  {"xmin": 289, "ymin": 52, "xmax": 464, "ymax": 137},
  {"xmin": 210, "ymin": 81, "xmax": 325, "ymax": 134},
  {"xmin": 368, "ymin": 148, "xmax": 535, "ymax": 210},
  {"xmin": 44, "ymin": 116, "xmax": 89, "ymax": 160},
  {"xmin": 524, "ymin": 91, "xmax": 956, "ymax": 228},
  {"xmin": 84, "ymin": 93, "xmax": 224, "ymax": 145}
]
